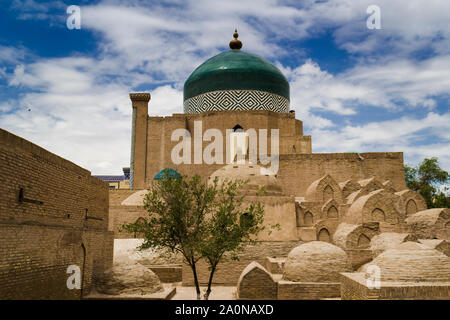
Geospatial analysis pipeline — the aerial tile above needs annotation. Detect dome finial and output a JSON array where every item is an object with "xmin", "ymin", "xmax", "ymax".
[{"xmin": 229, "ymin": 28, "xmax": 242, "ymax": 50}]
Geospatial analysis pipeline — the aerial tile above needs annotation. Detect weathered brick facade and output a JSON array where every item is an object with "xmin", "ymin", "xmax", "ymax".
[
  {"xmin": 182, "ymin": 241, "xmax": 299, "ymax": 286},
  {"xmin": 130, "ymin": 95, "xmax": 406, "ymax": 195},
  {"xmin": 0, "ymin": 129, "xmax": 114, "ymax": 299},
  {"xmin": 108, "ymin": 189, "xmax": 147, "ymax": 238}
]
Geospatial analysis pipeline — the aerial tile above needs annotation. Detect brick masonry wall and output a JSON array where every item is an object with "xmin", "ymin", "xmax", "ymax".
[
  {"xmin": 0, "ymin": 129, "xmax": 113, "ymax": 299},
  {"xmin": 182, "ymin": 241, "xmax": 300, "ymax": 286},
  {"xmin": 148, "ymin": 265, "xmax": 182, "ymax": 283},
  {"xmin": 278, "ymin": 152, "xmax": 406, "ymax": 197},
  {"xmin": 340, "ymin": 273, "xmax": 450, "ymax": 300},
  {"xmin": 277, "ymin": 281, "xmax": 341, "ymax": 300},
  {"xmin": 237, "ymin": 265, "xmax": 277, "ymax": 300},
  {"xmin": 141, "ymin": 111, "xmax": 312, "ymax": 187},
  {"xmin": 132, "ymin": 109, "xmax": 406, "ymax": 200},
  {"xmin": 108, "ymin": 189, "xmax": 148, "ymax": 238},
  {"xmin": 340, "ymin": 274, "xmax": 375, "ymax": 300}
]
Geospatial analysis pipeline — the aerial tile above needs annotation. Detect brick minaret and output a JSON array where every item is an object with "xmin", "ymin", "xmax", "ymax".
[{"xmin": 129, "ymin": 92, "xmax": 150, "ymax": 189}]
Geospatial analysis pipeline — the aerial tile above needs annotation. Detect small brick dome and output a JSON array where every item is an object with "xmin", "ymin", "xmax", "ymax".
[
  {"xmin": 359, "ymin": 241, "xmax": 450, "ymax": 282},
  {"xmin": 282, "ymin": 241, "xmax": 350, "ymax": 282},
  {"xmin": 209, "ymin": 161, "xmax": 282, "ymax": 195}
]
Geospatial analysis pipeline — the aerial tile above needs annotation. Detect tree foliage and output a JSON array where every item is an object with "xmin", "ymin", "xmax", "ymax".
[
  {"xmin": 405, "ymin": 157, "xmax": 449, "ymax": 208},
  {"xmin": 121, "ymin": 170, "xmax": 267, "ymax": 299}
]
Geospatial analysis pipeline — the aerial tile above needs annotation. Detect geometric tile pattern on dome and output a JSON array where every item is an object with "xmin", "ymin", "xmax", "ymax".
[{"xmin": 184, "ymin": 89, "xmax": 290, "ymax": 114}]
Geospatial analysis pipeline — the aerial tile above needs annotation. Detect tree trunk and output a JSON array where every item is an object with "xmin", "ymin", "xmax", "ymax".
[
  {"xmin": 204, "ymin": 265, "xmax": 217, "ymax": 300},
  {"xmin": 191, "ymin": 262, "xmax": 201, "ymax": 300}
]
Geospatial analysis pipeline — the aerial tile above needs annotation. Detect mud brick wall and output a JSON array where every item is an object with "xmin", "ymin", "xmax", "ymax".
[
  {"xmin": 148, "ymin": 265, "xmax": 182, "ymax": 283},
  {"xmin": 182, "ymin": 241, "xmax": 300, "ymax": 286},
  {"xmin": 109, "ymin": 189, "xmax": 148, "ymax": 238},
  {"xmin": 278, "ymin": 152, "xmax": 406, "ymax": 197},
  {"xmin": 277, "ymin": 281, "xmax": 341, "ymax": 300},
  {"xmin": 340, "ymin": 274, "xmax": 376, "ymax": 300},
  {"xmin": 378, "ymin": 284, "xmax": 450, "ymax": 300},
  {"xmin": 0, "ymin": 129, "xmax": 113, "ymax": 299},
  {"xmin": 132, "ymin": 110, "xmax": 312, "ymax": 189},
  {"xmin": 340, "ymin": 273, "xmax": 450, "ymax": 300},
  {"xmin": 237, "ymin": 265, "xmax": 277, "ymax": 300}
]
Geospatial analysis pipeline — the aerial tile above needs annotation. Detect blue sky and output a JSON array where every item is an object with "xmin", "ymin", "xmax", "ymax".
[{"xmin": 0, "ymin": 0, "xmax": 449, "ymax": 175}]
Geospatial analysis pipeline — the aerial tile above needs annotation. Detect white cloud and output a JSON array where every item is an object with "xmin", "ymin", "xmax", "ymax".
[
  {"xmin": 148, "ymin": 85, "xmax": 183, "ymax": 116},
  {"xmin": 311, "ymin": 112, "xmax": 450, "ymax": 170},
  {"xmin": 2, "ymin": 0, "xmax": 449, "ymax": 175},
  {"xmin": 286, "ymin": 55, "xmax": 450, "ymax": 128},
  {"xmin": 1, "ymin": 55, "xmax": 133, "ymax": 175}
]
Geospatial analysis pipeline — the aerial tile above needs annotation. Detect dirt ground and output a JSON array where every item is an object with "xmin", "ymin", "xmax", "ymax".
[{"xmin": 170, "ymin": 284, "xmax": 237, "ymax": 300}]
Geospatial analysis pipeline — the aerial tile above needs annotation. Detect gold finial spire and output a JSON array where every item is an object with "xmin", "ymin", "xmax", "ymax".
[{"xmin": 229, "ymin": 28, "xmax": 242, "ymax": 50}]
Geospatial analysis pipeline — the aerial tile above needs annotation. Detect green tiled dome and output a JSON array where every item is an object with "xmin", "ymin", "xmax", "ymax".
[{"xmin": 184, "ymin": 50, "xmax": 290, "ymax": 101}]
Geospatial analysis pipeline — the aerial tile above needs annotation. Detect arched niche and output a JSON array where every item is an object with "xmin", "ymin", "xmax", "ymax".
[
  {"xmin": 318, "ymin": 228, "xmax": 331, "ymax": 242},
  {"xmin": 323, "ymin": 185, "xmax": 334, "ymax": 203},
  {"xmin": 327, "ymin": 206, "xmax": 338, "ymax": 218},
  {"xmin": 305, "ymin": 175, "xmax": 343, "ymax": 204},
  {"xmin": 406, "ymin": 199, "xmax": 418, "ymax": 216},
  {"xmin": 372, "ymin": 208, "xmax": 385, "ymax": 221},
  {"xmin": 304, "ymin": 212, "xmax": 314, "ymax": 226},
  {"xmin": 233, "ymin": 124, "xmax": 244, "ymax": 132},
  {"xmin": 322, "ymin": 199, "xmax": 339, "ymax": 219},
  {"xmin": 357, "ymin": 234, "xmax": 371, "ymax": 249}
]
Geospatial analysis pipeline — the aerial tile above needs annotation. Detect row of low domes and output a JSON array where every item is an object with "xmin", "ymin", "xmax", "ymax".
[{"xmin": 282, "ymin": 240, "xmax": 450, "ymax": 283}]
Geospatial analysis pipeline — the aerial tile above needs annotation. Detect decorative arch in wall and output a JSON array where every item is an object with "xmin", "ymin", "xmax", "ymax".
[
  {"xmin": 406, "ymin": 199, "xmax": 418, "ymax": 216},
  {"xmin": 327, "ymin": 206, "xmax": 338, "ymax": 218},
  {"xmin": 318, "ymin": 228, "xmax": 331, "ymax": 242},
  {"xmin": 233, "ymin": 124, "xmax": 244, "ymax": 132},
  {"xmin": 371, "ymin": 208, "xmax": 385, "ymax": 221},
  {"xmin": 395, "ymin": 189, "xmax": 427, "ymax": 218},
  {"xmin": 322, "ymin": 199, "xmax": 339, "ymax": 219},
  {"xmin": 305, "ymin": 174, "xmax": 343, "ymax": 204},
  {"xmin": 304, "ymin": 212, "xmax": 313, "ymax": 226},
  {"xmin": 347, "ymin": 189, "xmax": 401, "ymax": 225},
  {"xmin": 323, "ymin": 185, "xmax": 334, "ymax": 203},
  {"xmin": 357, "ymin": 234, "xmax": 371, "ymax": 248}
]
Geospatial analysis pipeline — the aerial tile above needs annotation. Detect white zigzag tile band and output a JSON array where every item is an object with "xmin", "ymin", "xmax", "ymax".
[{"xmin": 184, "ymin": 90, "xmax": 290, "ymax": 114}]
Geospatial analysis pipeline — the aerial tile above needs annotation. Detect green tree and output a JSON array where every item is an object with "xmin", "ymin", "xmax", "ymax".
[
  {"xmin": 121, "ymin": 170, "xmax": 267, "ymax": 300},
  {"xmin": 200, "ymin": 179, "xmax": 265, "ymax": 300},
  {"xmin": 405, "ymin": 157, "xmax": 449, "ymax": 208}
]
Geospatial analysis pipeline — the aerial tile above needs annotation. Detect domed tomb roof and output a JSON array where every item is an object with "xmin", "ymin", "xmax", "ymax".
[
  {"xmin": 282, "ymin": 241, "xmax": 350, "ymax": 282},
  {"xmin": 359, "ymin": 241, "xmax": 450, "ymax": 282},
  {"xmin": 183, "ymin": 30, "xmax": 290, "ymax": 114},
  {"xmin": 208, "ymin": 161, "xmax": 282, "ymax": 196}
]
